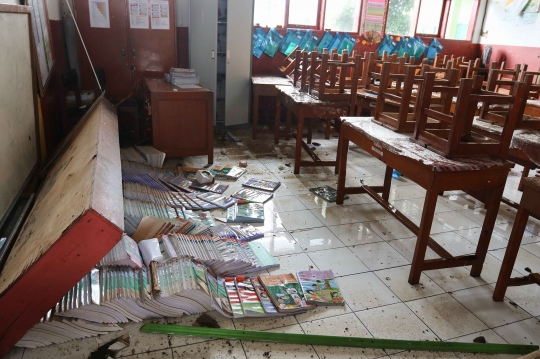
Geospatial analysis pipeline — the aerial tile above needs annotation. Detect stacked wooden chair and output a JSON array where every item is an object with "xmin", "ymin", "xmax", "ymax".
[
  {"xmin": 278, "ymin": 45, "xmax": 300, "ymax": 78},
  {"xmin": 413, "ymin": 72, "xmax": 527, "ymax": 159}
]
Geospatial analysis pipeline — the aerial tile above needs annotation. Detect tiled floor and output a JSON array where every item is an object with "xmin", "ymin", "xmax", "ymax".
[{"xmin": 6, "ymin": 123, "xmax": 540, "ymax": 359}]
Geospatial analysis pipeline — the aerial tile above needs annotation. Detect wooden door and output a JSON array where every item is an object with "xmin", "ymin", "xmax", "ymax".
[
  {"xmin": 73, "ymin": 0, "xmax": 131, "ymax": 100},
  {"xmin": 225, "ymin": 0, "xmax": 253, "ymax": 126},
  {"xmin": 129, "ymin": 0, "xmax": 177, "ymax": 86}
]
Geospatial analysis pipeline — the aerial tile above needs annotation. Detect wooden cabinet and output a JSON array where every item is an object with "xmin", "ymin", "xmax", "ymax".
[
  {"xmin": 73, "ymin": 0, "xmax": 177, "ymax": 100},
  {"xmin": 144, "ymin": 79, "xmax": 214, "ymax": 164}
]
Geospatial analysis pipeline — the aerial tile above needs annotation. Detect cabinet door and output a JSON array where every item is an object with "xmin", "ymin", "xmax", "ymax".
[
  {"xmin": 73, "ymin": 0, "xmax": 131, "ymax": 100},
  {"xmin": 190, "ymin": 0, "xmax": 218, "ymax": 112},
  {"xmin": 129, "ymin": 0, "xmax": 177, "ymax": 85},
  {"xmin": 225, "ymin": 0, "xmax": 253, "ymax": 126}
]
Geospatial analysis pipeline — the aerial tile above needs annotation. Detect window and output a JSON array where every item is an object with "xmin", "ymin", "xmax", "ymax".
[
  {"xmin": 253, "ymin": 0, "xmax": 363, "ymax": 32},
  {"xmin": 385, "ymin": 0, "xmax": 479, "ymax": 40}
]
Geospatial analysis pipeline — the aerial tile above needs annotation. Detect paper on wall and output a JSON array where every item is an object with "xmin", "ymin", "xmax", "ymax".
[
  {"xmin": 129, "ymin": 0, "xmax": 149, "ymax": 29},
  {"xmin": 88, "ymin": 0, "xmax": 110, "ymax": 28},
  {"xmin": 150, "ymin": 0, "xmax": 170, "ymax": 30}
]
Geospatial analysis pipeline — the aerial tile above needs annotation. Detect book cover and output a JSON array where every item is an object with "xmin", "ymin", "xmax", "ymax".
[
  {"xmin": 297, "ymin": 270, "xmax": 345, "ymax": 306},
  {"xmin": 224, "ymin": 277, "xmax": 244, "ymax": 317},
  {"xmin": 231, "ymin": 188, "xmax": 273, "ymax": 203},
  {"xmin": 230, "ymin": 225, "xmax": 264, "ymax": 242},
  {"xmin": 258, "ymin": 274, "xmax": 311, "ymax": 313},
  {"xmin": 226, "ymin": 203, "xmax": 265, "ymax": 223},
  {"xmin": 250, "ymin": 277, "xmax": 280, "ymax": 315},
  {"xmin": 242, "ymin": 178, "xmax": 281, "ymax": 192},
  {"xmin": 235, "ymin": 276, "xmax": 266, "ymax": 316},
  {"xmin": 211, "ymin": 165, "xmax": 247, "ymax": 180},
  {"xmin": 197, "ymin": 192, "xmax": 238, "ymax": 209},
  {"xmin": 309, "ymin": 185, "xmax": 349, "ymax": 202},
  {"xmin": 248, "ymin": 242, "xmax": 279, "ymax": 270},
  {"xmin": 190, "ymin": 181, "xmax": 229, "ymax": 194}
]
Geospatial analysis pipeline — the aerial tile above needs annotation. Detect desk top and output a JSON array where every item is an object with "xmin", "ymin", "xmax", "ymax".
[
  {"xmin": 276, "ymin": 85, "xmax": 349, "ymax": 107},
  {"xmin": 342, "ymin": 117, "xmax": 508, "ymax": 172},
  {"xmin": 252, "ymin": 76, "xmax": 292, "ymax": 86},
  {"xmin": 473, "ymin": 118, "xmax": 540, "ymax": 166},
  {"xmin": 145, "ymin": 78, "xmax": 210, "ymax": 94}
]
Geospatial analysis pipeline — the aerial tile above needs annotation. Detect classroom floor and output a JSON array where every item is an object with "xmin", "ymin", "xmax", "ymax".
[{"xmin": 5, "ymin": 121, "xmax": 540, "ymax": 359}]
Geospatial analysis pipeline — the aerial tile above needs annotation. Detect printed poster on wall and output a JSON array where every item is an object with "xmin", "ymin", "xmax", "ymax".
[
  {"xmin": 150, "ymin": 0, "xmax": 170, "ymax": 30},
  {"xmin": 129, "ymin": 0, "xmax": 149, "ymax": 29},
  {"xmin": 27, "ymin": 0, "xmax": 55, "ymax": 95},
  {"xmin": 88, "ymin": 0, "xmax": 110, "ymax": 28}
]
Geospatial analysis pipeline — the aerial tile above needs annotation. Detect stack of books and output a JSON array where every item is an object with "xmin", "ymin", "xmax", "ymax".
[
  {"xmin": 169, "ymin": 68, "xmax": 200, "ymax": 86},
  {"xmin": 99, "ymin": 234, "xmax": 144, "ymax": 268},
  {"xmin": 121, "ymin": 160, "xmax": 177, "ymax": 176},
  {"xmin": 133, "ymin": 146, "xmax": 166, "ymax": 168}
]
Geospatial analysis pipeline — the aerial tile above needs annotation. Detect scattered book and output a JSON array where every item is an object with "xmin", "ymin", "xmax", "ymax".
[
  {"xmin": 250, "ymin": 277, "xmax": 281, "ymax": 315},
  {"xmin": 190, "ymin": 181, "xmax": 229, "ymax": 194},
  {"xmin": 248, "ymin": 241, "xmax": 279, "ymax": 271},
  {"xmin": 224, "ymin": 277, "xmax": 244, "ymax": 317},
  {"xmin": 309, "ymin": 185, "xmax": 349, "ymax": 202},
  {"xmin": 226, "ymin": 203, "xmax": 265, "ymax": 223},
  {"xmin": 197, "ymin": 192, "xmax": 238, "ymax": 209},
  {"xmin": 134, "ymin": 146, "xmax": 166, "ymax": 168},
  {"xmin": 179, "ymin": 166, "xmax": 202, "ymax": 181},
  {"xmin": 242, "ymin": 178, "xmax": 281, "ymax": 192},
  {"xmin": 258, "ymin": 274, "xmax": 313, "ymax": 313},
  {"xmin": 230, "ymin": 225, "xmax": 264, "ymax": 242},
  {"xmin": 231, "ymin": 188, "xmax": 273, "ymax": 203},
  {"xmin": 235, "ymin": 276, "xmax": 266, "ymax": 316},
  {"xmin": 100, "ymin": 234, "xmax": 144, "ymax": 269},
  {"xmin": 297, "ymin": 270, "xmax": 345, "ymax": 306},
  {"xmin": 211, "ymin": 164, "xmax": 247, "ymax": 180}
]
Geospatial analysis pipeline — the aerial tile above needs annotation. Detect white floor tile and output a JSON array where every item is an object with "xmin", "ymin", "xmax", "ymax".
[
  {"xmin": 328, "ymin": 222, "xmax": 384, "ymax": 246},
  {"xmin": 309, "ymin": 206, "xmax": 361, "ymax": 226},
  {"xmin": 407, "ymin": 294, "xmax": 488, "ymax": 340},
  {"xmin": 295, "ymin": 193, "xmax": 339, "ymax": 210},
  {"xmin": 346, "ymin": 203, "xmax": 396, "ymax": 222},
  {"xmin": 256, "ymin": 231, "xmax": 304, "ymax": 256},
  {"xmin": 450, "ymin": 329, "xmax": 521, "ymax": 359},
  {"xmin": 430, "ymin": 232, "xmax": 477, "ymax": 257},
  {"xmin": 373, "ymin": 265, "xmax": 445, "ymax": 302},
  {"xmin": 277, "ymin": 209, "xmax": 324, "ymax": 231},
  {"xmin": 299, "ymin": 312, "xmax": 372, "ymax": 338},
  {"xmin": 171, "ymin": 339, "xmax": 246, "ymax": 359},
  {"xmin": 365, "ymin": 218, "xmax": 416, "ymax": 241},
  {"xmin": 493, "ymin": 317, "xmax": 540, "ymax": 345},
  {"xmin": 290, "ymin": 227, "xmax": 345, "ymax": 252},
  {"xmin": 242, "ymin": 325, "xmax": 318, "ymax": 359},
  {"xmin": 268, "ymin": 253, "xmax": 318, "ymax": 275},
  {"xmin": 357, "ymin": 302, "xmax": 439, "ymax": 341},
  {"xmin": 456, "ymin": 227, "xmax": 509, "ymax": 251},
  {"xmin": 350, "ymin": 242, "xmax": 410, "ymax": 271},
  {"xmin": 501, "ymin": 282, "xmax": 540, "ymax": 317},
  {"xmin": 124, "ymin": 349, "xmax": 174, "ymax": 359},
  {"xmin": 387, "ymin": 237, "xmax": 439, "ymax": 263},
  {"xmin": 264, "ymin": 195, "xmax": 306, "ymax": 213},
  {"xmin": 490, "ymin": 247, "xmax": 540, "ymax": 277},
  {"xmin": 336, "ymin": 272, "xmax": 401, "ymax": 311},
  {"xmin": 308, "ymin": 247, "xmax": 370, "ymax": 277},
  {"xmin": 434, "ymin": 212, "xmax": 482, "ymax": 232},
  {"xmin": 450, "ymin": 285, "xmax": 531, "ymax": 327},
  {"xmin": 168, "ymin": 312, "xmax": 235, "ymax": 348},
  {"xmin": 425, "ymin": 267, "xmax": 486, "ymax": 292}
]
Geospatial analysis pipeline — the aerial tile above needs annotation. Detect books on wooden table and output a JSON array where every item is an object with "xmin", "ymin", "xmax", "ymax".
[
  {"xmin": 242, "ymin": 178, "xmax": 281, "ymax": 192},
  {"xmin": 258, "ymin": 274, "xmax": 313, "ymax": 313},
  {"xmin": 226, "ymin": 203, "xmax": 265, "ymax": 223},
  {"xmin": 297, "ymin": 270, "xmax": 345, "ymax": 306},
  {"xmin": 309, "ymin": 185, "xmax": 349, "ymax": 202},
  {"xmin": 231, "ymin": 188, "xmax": 273, "ymax": 203}
]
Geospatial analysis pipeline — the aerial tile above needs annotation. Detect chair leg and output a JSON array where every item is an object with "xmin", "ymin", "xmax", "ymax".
[
  {"xmin": 493, "ymin": 205, "xmax": 530, "ymax": 301},
  {"xmin": 325, "ymin": 119, "xmax": 331, "ymax": 139},
  {"xmin": 518, "ymin": 167, "xmax": 530, "ymax": 191}
]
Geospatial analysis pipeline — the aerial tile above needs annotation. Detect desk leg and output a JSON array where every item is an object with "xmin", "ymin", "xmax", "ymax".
[
  {"xmin": 493, "ymin": 206, "xmax": 529, "ymax": 301},
  {"xmin": 336, "ymin": 135, "xmax": 349, "ymax": 204},
  {"xmin": 275, "ymin": 96, "xmax": 282, "ymax": 144},
  {"xmin": 307, "ymin": 118, "xmax": 313, "ymax": 144},
  {"xmin": 252, "ymin": 91, "xmax": 259, "ymax": 140},
  {"xmin": 471, "ymin": 177, "xmax": 506, "ymax": 277},
  {"xmin": 409, "ymin": 187, "xmax": 439, "ymax": 284},
  {"xmin": 382, "ymin": 166, "xmax": 393, "ymax": 201},
  {"xmin": 294, "ymin": 109, "xmax": 305, "ymax": 174}
]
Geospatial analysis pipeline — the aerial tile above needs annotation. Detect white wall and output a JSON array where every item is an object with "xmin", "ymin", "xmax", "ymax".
[
  {"xmin": 46, "ymin": 0, "xmax": 61, "ymax": 21},
  {"xmin": 0, "ymin": 0, "xmax": 19, "ymax": 4},
  {"xmin": 176, "ymin": 0, "xmax": 189, "ymax": 27},
  {"xmin": 479, "ymin": 0, "xmax": 540, "ymax": 46}
]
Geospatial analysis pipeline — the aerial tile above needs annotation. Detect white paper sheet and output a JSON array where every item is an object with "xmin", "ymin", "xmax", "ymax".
[
  {"xmin": 150, "ymin": 0, "xmax": 170, "ymax": 30},
  {"xmin": 88, "ymin": 0, "xmax": 110, "ymax": 28},
  {"xmin": 177, "ymin": 84, "xmax": 201, "ymax": 89},
  {"xmin": 129, "ymin": 0, "xmax": 149, "ymax": 29}
]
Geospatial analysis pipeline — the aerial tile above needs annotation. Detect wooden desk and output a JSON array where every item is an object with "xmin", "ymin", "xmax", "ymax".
[
  {"xmin": 336, "ymin": 117, "xmax": 512, "ymax": 284},
  {"xmin": 251, "ymin": 76, "xmax": 292, "ymax": 139},
  {"xmin": 275, "ymin": 85, "xmax": 350, "ymax": 174},
  {"xmin": 525, "ymin": 99, "xmax": 540, "ymax": 118},
  {"xmin": 493, "ymin": 177, "xmax": 540, "ymax": 301},
  {"xmin": 144, "ymin": 78, "xmax": 213, "ymax": 164}
]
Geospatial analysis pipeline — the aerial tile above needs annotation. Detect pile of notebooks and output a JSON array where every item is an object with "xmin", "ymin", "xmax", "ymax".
[
  {"xmin": 120, "ymin": 146, "xmax": 166, "ymax": 169},
  {"xmin": 168, "ymin": 68, "xmax": 200, "ymax": 86}
]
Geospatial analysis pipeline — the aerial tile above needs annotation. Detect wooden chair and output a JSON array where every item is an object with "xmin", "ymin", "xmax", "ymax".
[
  {"xmin": 373, "ymin": 63, "xmax": 459, "ymax": 133},
  {"xmin": 279, "ymin": 45, "xmax": 300, "ymax": 78},
  {"xmin": 521, "ymin": 70, "xmax": 540, "ymax": 99},
  {"xmin": 457, "ymin": 58, "xmax": 482, "ymax": 79},
  {"xmin": 479, "ymin": 72, "xmax": 540, "ymax": 129},
  {"xmin": 413, "ymin": 73, "xmax": 527, "ymax": 159},
  {"xmin": 493, "ymin": 177, "xmax": 540, "ymax": 301}
]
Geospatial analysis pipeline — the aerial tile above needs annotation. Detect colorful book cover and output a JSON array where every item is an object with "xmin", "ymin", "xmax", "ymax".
[
  {"xmin": 231, "ymin": 188, "xmax": 273, "ymax": 203},
  {"xmin": 197, "ymin": 192, "xmax": 238, "ymax": 209},
  {"xmin": 258, "ymin": 274, "xmax": 311, "ymax": 312},
  {"xmin": 211, "ymin": 164, "xmax": 247, "ymax": 180},
  {"xmin": 189, "ymin": 181, "xmax": 229, "ymax": 194},
  {"xmin": 226, "ymin": 203, "xmax": 265, "ymax": 223},
  {"xmin": 235, "ymin": 276, "xmax": 266, "ymax": 316},
  {"xmin": 250, "ymin": 277, "xmax": 279, "ymax": 315},
  {"xmin": 297, "ymin": 270, "xmax": 345, "ymax": 306},
  {"xmin": 217, "ymin": 277, "xmax": 233, "ymax": 313},
  {"xmin": 224, "ymin": 277, "xmax": 244, "ymax": 317},
  {"xmin": 242, "ymin": 178, "xmax": 281, "ymax": 192},
  {"xmin": 309, "ymin": 185, "xmax": 349, "ymax": 202}
]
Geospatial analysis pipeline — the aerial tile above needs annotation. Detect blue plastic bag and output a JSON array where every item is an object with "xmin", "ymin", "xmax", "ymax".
[
  {"xmin": 376, "ymin": 34, "xmax": 396, "ymax": 57},
  {"xmin": 299, "ymin": 30, "xmax": 320, "ymax": 52},
  {"xmin": 280, "ymin": 29, "xmax": 305, "ymax": 56},
  {"xmin": 329, "ymin": 32, "xmax": 343, "ymax": 52},
  {"xmin": 318, "ymin": 31, "xmax": 333, "ymax": 53},
  {"xmin": 338, "ymin": 33, "xmax": 357, "ymax": 54},
  {"xmin": 264, "ymin": 28, "xmax": 284, "ymax": 57},
  {"xmin": 425, "ymin": 38, "xmax": 443, "ymax": 60},
  {"xmin": 252, "ymin": 27, "xmax": 267, "ymax": 58}
]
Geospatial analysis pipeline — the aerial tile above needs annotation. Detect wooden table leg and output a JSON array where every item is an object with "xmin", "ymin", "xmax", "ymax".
[
  {"xmin": 470, "ymin": 175, "xmax": 507, "ymax": 277},
  {"xmin": 492, "ymin": 205, "xmax": 530, "ymax": 301},
  {"xmin": 252, "ymin": 89, "xmax": 259, "ymax": 140},
  {"xmin": 307, "ymin": 118, "xmax": 313, "ymax": 144},
  {"xmin": 275, "ymin": 95, "xmax": 282, "ymax": 144},
  {"xmin": 518, "ymin": 167, "xmax": 530, "ymax": 191},
  {"xmin": 336, "ymin": 134, "xmax": 349, "ymax": 205},
  {"xmin": 294, "ymin": 109, "xmax": 304, "ymax": 174},
  {"xmin": 382, "ymin": 166, "xmax": 393, "ymax": 201},
  {"xmin": 409, "ymin": 185, "xmax": 440, "ymax": 284},
  {"xmin": 325, "ymin": 119, "xmax": 331, "ymax": 139}
]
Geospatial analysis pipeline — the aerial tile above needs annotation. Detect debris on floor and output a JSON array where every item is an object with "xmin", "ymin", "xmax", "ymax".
[{"xmin": 89, "ymin": 335, "xmax": 129, "ymax": 359}]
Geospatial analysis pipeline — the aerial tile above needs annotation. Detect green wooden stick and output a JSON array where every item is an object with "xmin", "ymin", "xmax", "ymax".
[{"xmin": 140, "ymin": 323, "xmax": 538, "ymax": 355}]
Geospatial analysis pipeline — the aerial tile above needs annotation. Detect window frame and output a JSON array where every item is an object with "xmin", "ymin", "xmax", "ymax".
[{"xmin": 285, "ymin": 0, "xmax": 325, "ymax": 30}]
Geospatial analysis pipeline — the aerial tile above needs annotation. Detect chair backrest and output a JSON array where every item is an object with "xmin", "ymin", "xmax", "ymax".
[
  {"xmin": 457, "ymin": 58, "xmax": 482, "ymax": 79},
  {"xmin": 520, "ymin": 71, "xmax": 540, "ymax": 100}
]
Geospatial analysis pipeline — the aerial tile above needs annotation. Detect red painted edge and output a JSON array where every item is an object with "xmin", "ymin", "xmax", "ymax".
[{"xmin": 0, "ymin": 209, "xmax": 122, "ymax": 356}]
